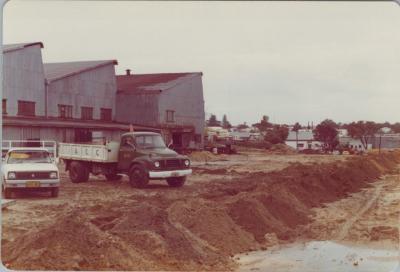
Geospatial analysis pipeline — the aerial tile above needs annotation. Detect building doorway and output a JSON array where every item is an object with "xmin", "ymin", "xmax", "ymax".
[{"xmin": 75, "ymin": 129, "xmax": 92, "ymax": 143}]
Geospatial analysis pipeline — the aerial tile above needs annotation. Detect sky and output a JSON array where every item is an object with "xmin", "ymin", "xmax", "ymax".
[{"xmin": 3, "ymin": 0, "xmax": 400, "ymax": 126}]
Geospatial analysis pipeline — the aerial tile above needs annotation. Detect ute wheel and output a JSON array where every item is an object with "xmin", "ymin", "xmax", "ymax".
[
  {"xmin": 166, "ymin": 177, "xmax": 186, "ymax": 187},
  {"xmin": 105, "ymin": 174, "xmax": 122, "ymax": 181},
  {"xmin": 69, "ymin": 161, "xmax": 90, "ymax": 183},
  {"xmin": 129, "ymin": 164, "xmax": 149, "ymax": 188},
  {"xmin": 3, "ymin": 187, "xmax": 12, "ymax": 199},
  {"xmin": 51, "ymin": 187, "xmax": 59, "ymax": 197}
]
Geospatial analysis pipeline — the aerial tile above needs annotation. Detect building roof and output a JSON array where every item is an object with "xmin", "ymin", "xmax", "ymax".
[
  {"xmin": 286, "ymin": 130, "xmax": 315, "ymax": 141},
  {"xmin": 44, "ymin": 60, "xmax": 118, "ymax": 83},
  {"xmin": 3, "ymin": 115, "xmax": 160, "ymax": 132},
  {"xmin": 116, "ymin": 72, "xmax": 202, "ymax": 94},
  {"xmin": 3, "ymin": 42, "xmax": 44, "ymax": 53}
]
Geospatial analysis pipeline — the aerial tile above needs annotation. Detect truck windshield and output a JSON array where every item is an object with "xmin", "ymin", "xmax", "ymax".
[
  {"xmin": 7, "ymin": 150, "xmax": 52, "ymax": 164},
  {"xmin": 135, "ymin": 135, "xmax": 166, "ymax": 149}
]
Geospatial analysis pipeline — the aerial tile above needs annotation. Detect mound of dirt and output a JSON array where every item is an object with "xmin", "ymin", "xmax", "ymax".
[
  {"xmin": 189, "ymin": 151, "xmax": 218, "ymax": 162},
  {"xmin": 2, "ymin": 211, "xmax": 155, "ymax": 271},
  {"xmin": 268, "ymin": 143, "xmax": 297, "ymax": 155},
  {"xmin": 3, "ymin": 151, "xmax": 400, "ymax": 271},
  {"xmin": 168, "ymin": 199, "xmax": 257, "ymax": 255}
]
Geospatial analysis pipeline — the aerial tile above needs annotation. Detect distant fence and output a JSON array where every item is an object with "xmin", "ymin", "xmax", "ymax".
[{"xmin": 2, "ymin": 140, "xmax": 57, "ymax": 158}]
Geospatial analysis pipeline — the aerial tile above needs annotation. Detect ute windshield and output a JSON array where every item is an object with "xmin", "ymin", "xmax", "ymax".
[
  {"xmin": 135, "ymin": 135, "xmax": 166, "ymax": 149},
  {"xmin": 7, "ymin": 150, "xmax": 52, "ymax": 164}
]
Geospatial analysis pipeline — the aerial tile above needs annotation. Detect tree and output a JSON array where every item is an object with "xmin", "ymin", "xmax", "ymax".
[
  {"xmin": 237, "ymin": 122, "xmax": 249, "ymax": 130},
  {"xmin": 314, "ymin": 119, "xmax": 339, "ymax": 151},
  {"xmin": 253, "ymin": 115, "xmax": 272, "ymax": 132},
  {"xmin": 391, "ymin": 122, "xmax": 400, "ymax": 133},
  {"xmin": 345, "ymin": 121, "xmax": 380, "ymax": 149},
  {"xmin": 292, "ymin": 122, "xmax": 302, "ymax": 150},
  {"xmin": 264, "ymin": 124, "xmax": 289, "ymax": 145},
  {"xmin": 222, "ymin": 114, "xmax": 232, "ymax": 129},
  {"xmin": 207, "ymin": 114, "xmax": 220, "ymax": 127}
]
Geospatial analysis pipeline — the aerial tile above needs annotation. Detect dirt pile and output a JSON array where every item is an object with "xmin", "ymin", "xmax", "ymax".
[
  {"xmin": 189, "ymin": 151, "xmax": 218, "ymax": 162},
  {"xmin": 3, "ymin": 151, "xmax": 400, "ymax": 271},
  {"xmin": 267, "ymin": 143, "xmax": 297, "ymax": 155}
]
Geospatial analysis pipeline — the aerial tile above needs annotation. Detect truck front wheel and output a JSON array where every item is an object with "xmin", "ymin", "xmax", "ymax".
[
  {"xmin": 69, "ymin": 161, "xmax": 90, "ymax": 183},
  {"xmin": 129, "ymin": 165, "xmax": 149, "ymax": 188},
  {"xmin": 166, "ymin": 177, "xmax": 186, "ymax": 187}
]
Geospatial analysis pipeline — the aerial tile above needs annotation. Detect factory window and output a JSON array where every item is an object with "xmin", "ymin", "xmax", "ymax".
[
  {"xmin": 100, "ymin": 108, "xmax": 112, "ymax": 121},
  {"xmin": 58, "ymin": 104, "xmax": 73, "ymax": 119},
  {"xmin": 18, "ymin": 100, "xmax": 35, "ymax": 116},
  {"xmin": 166, "ymin": 110, "xmax": 175, "ymax": 123},
  {"xmin": 2, "ymin": 99, "xmax": 6, "ymax": 114},
  {"xmin": 81, "ymin": 107, "xmax": 93, "ymax": 120}
]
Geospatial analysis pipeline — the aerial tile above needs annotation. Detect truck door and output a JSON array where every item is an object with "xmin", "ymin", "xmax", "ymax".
[{"xmin": 118, "ymin": 135, "xmax": 136, "ymax": 171}]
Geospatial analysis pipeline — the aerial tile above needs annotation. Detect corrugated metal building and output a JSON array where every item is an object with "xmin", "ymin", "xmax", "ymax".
[
  {"xmin": 3, "ymin": 42, "xmax": 159, "ymax": 144},
  {"xmin": 3, "ymin": 42, "xmax": 47, "ymax": 141},
  {"xmin": 116, "ymin": 71, "xmax": 205, "ymax": 150}
]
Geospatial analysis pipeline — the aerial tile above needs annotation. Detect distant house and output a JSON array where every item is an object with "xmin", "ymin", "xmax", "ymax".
[
  {"xmin": 339, "ymin": 136, "xmax": 372, "ymax": 151},
  {"xmin": 230, "ymin": 131, "xmax": 251, "ymax": 142},
  {"xmin": 337, "ymin": 128, "xmax": 348, "ymax": 137},
  {"xmin": 372, "ymin": 133, "xmax": 400, "ymax": 149},
  {"xmin": 116, "ymin": 71, "xmax": 205, "ymax": 150},
  {"xmin": 285, "ymin": 130, "xmax": 322, "ymax": 150}
]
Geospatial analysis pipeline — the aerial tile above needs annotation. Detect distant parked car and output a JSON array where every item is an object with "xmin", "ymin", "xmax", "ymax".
[{"xmin": 1, "ymin": 148, "xmax": 60, "ymax": 199}]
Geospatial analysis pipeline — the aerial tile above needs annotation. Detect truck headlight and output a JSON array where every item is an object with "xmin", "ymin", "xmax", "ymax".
[
  {"xmin": 154, "ymin": 161, "xmax": 160, "ymax": 168},
  {"xmin": 184, "ymin": 160, "xmax": 190, "ymax": 166},
  {"xmin": 7, "ymin": 172, "xmax": 16, "ymax": 179},
  {"xmin": 49, "ymin": 172, "xmax": 58, "ymax": 179}
]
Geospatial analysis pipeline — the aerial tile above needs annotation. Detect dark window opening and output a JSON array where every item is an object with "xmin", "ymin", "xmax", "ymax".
[
  {"xmin": 81, "ymin": 107, "xmax": 93, "ymax": 120},
  {"xmin": 75, "ymin": 129, "xmax": 92, "ymax": 143},
  {"xmin": 58, "ymin": 104, "xmax": 73, "ymax": 119},
  {"xmin": 18, "ymin": 100, "xmax": 35, "ymax": 116},
  {"xmin": 100, "ymin": 108, "xmax": 112, "ymax": 121},
  {"xmin": 166, "ymin": 110, "xmax": 175, "ymax": 123},
  {"xmin": 2, "ymin": 99, "xmax": 6, "ymax": 115}
]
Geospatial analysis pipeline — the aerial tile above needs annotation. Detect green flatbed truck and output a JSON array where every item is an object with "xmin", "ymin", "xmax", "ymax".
[{"xmin": 59, "ymin": 132, "xmax": 192, "ymax": 188}]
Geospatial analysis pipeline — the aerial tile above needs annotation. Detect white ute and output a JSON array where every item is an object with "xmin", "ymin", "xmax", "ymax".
[{"xmin": 1, "ymin": 148, "xmax": 60, "ymax": 199}]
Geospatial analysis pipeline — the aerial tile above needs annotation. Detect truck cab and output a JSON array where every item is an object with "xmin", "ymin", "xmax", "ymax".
[{"xmin": 117, "ymin": 132, "xmax": 192, "ymax": 187}]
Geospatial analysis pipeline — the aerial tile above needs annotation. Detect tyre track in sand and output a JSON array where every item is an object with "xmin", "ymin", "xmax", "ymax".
[{"xmin": 336, "ymin": 183, "xmax": 384, "ymax": 241}]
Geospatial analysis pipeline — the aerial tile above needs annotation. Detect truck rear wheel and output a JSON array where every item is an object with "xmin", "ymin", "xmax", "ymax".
[
  {"xmin": 129, "ymin": 165, "xmax": 149, "ymax": 188},
  {"xmin": 69, "ymin": 161, "xmax": 90, "ymax": 183},
  {"xmin": 166, "ymin": 177, "xmax": 186, "ymax": 187}
]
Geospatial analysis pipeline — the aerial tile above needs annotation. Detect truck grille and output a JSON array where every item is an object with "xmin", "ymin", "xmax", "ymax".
[
  {"xmin": 15, "ymin": 172, "xmax": 50, "ymax": 180},
  {"xmin": 165, "ymin": 159, "xmax": 181, "ymax": 168}
]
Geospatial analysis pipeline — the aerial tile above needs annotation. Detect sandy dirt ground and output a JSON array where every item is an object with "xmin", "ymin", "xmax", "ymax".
[
  {"xmin": 309, "ymin": 167, "xmax": 400, "ymax": 249},
  {"xmin": 236, "ymin": 166, "xmax": 400, "ymax": 272},
  {"xmin": 1, "ymin": 149, "xmax": 399, "ymax": 271}
]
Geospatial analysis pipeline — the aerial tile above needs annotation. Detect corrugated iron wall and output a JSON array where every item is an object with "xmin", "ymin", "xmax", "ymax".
[
  {"xmin": 47, "ymin": 64, "xmax": 117, "ymax": 120},
  {"xmin": 3, "ymin": 45, "xmax": 46, "ymax": 116}
]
